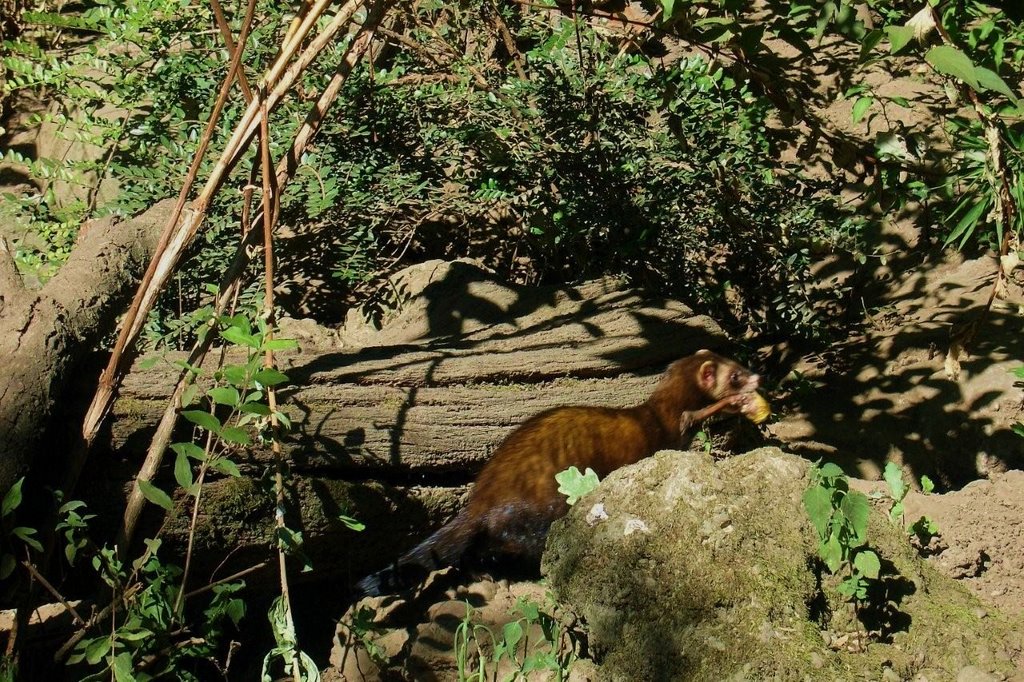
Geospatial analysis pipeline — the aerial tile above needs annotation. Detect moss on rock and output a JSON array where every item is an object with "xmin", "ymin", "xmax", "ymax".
[{"xmin": 542, "ymin": 448, "xmax": 1021, "ymax": 681}]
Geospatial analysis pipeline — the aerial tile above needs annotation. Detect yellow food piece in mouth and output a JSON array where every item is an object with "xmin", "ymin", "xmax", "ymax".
[{"xmin": 746, "ymin": 393, "xmax": 771, "ymax": 424}]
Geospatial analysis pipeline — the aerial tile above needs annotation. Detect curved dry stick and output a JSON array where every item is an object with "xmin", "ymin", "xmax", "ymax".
[
  {"xmin": 116, "ymin": 4, "xmax": 389, "ymax": 554},
  {"xmin": 82, "ymin": 0, "xmax": 369, "ymax": 447}
]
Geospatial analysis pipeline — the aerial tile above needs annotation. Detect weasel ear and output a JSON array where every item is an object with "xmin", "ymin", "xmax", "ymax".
[{"xmin": 699, "ymin": 360, "xmax": 717, "ymax": 391}]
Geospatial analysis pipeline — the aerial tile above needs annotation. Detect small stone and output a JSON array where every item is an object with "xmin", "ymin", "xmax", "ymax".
[
  {"xmin": 810, "ymin": 652, "xmax": 825, "ymax": 669},
  {"xmin": 882, "ymin": 666, "xmax": 901, "ymax": 682},
  {"xmin": 623, "ymin": 518, "xmax": 650, "ymax": 536},
  {"xmin": 973, "ymin": 607, "xmax": 988, "ymax": 619},
  {"xmin": 585, "ymin": 502, "xmax": 609, "ymax": 525}
]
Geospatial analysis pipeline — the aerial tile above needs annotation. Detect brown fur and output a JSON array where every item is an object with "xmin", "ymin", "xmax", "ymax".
[{"xmin": 357, "ymin": 350, "xmax": 759, "ymax": 596}]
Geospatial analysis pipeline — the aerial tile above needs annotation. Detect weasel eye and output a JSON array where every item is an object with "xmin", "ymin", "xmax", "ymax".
[{"xmin": 730, "ymin": 371, "xmax": 739, "ymax": 385}]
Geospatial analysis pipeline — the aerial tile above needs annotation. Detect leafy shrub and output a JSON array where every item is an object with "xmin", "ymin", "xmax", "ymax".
[{"xmin": 4, "ymin": 0, "xmax": 862, "ymax": 343}]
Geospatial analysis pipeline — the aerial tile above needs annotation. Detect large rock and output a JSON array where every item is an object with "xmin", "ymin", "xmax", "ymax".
[{"xmin": 542, "ymin": 448, "xmax": 1023, "ymax": 681}]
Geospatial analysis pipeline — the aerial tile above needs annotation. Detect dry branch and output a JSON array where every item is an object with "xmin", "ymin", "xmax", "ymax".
[
  {"xmin": 82, "ymin": 0, "xmax": 372, "ymax": 447},
  {"xmin": 116, "ymin": 0, "xmax": 391, "ymax": 554}
]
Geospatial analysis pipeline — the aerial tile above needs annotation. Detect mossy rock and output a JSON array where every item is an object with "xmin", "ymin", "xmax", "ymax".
[{"xmin": 542, "ymin": 448, "xmax": 1022, "ymax": 681}]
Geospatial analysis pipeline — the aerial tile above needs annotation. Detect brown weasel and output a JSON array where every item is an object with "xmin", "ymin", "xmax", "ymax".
[{"xmin": 357, "ymin": 349, "xmax": 761, "ymax": 596}]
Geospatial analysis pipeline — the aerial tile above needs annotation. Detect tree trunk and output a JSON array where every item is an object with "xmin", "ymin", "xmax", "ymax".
[{"xmin": 0, "ymin": 200, "xmax": 173, "ymax": 494}]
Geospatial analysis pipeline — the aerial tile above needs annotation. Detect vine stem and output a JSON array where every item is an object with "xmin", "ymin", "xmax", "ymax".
[
  {"xmin": 173, "ymin": 430, "xmax": 215, "ymax": 616},
  {"xmin": 257, "ymin": 84, "xmax": 302, "ymax": 682}
]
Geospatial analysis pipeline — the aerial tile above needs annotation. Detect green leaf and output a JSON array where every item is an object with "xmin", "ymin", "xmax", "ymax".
[
  {"xmin": 840, "ymin": 490, "xmax": 870, "ymax": 546},
  {"xmin": 853, "ymin": 549, "xmax": 881, "ymax": 579},
  {"xmin": 821, "ymin": 535, "xmax": 843, "ymax": 573},
  {"xmin": 338, "ymin": 514, "xmax": 365, "ymax": 532},
  {"xmin": 58, "ymin": 500, "xmax": 87, "ymax": 515},
  {"xmin": 174, "ymin": 451, "xmax": 195, "ymax": 493},
  {"xmin": 274, "ymin": 411, "xmax": 292, "ymax": 430},
  {"xmin": 116, "ymin": 628, "xmax": 153, "ymax": 642},
  {"xmin": 502, "ymin": 620, "xmax": 523, "ymax": 653},
  {"xmin": 974, "ymin": 66, "xmax": 1018, "ymax": 101},
  {"xmin": 137, "ymin": 355, "xmax": 160, "ymax": 370},
  {"xmin": 0, "ymin": 554, "xmax": 16, "ymax": 580},
  {"xmin": 111, "ymin": 652, "xmax": 136, "ymax": 682},
  {"xmin": 85, "ymin": 635, "xmax": 111, "ymax": 665},
  {"xmin": 182, "ymin": 410, "xmax": 222, "ymax": 433},
  {"xmin": 925, "ymin": 45, "xmax": 980, "ymax": 90},
  {"xmin": 555, "ymin": 466, "xmax": 600, "ymax": 506},
  {"xmin": 210, "ymin": 458, "xmax": 241, "ymax": 477},
  {"xmin": 138, "ymin": 480, "xmax": 173, "ymax": 511},
  {"xmin": 240, "ymin": 402, "xmax": 272, "ymax": 416},
  {"xmin": 851, "ymin": 96, "xmax": 872, "ymax": 123},
  {"xmin": 223, "ymin": 365, "xmax": 249, "ymax": 386},
  {"xmin": 208, "ymin": 387, "xmax": 241, "ymax": 406},
  {"xmin": 221, "ymin": 325, "xmax": 259, "ymax": 348},
  {"xmin": 181, "ymin": 384, "xmax": 199, "ymax": 408},
  {"xmin": 920, "ymin": 475, "xmax": 935, "ymax": 494},
  {"xmin": 858, "ymin": 28, "xmax": 884, "ymax": 61},
  {"xmin": 1, "ymin": 478, "xmax": 24, "ymax": 518},
  {"xmin": 253, "ymin": 368, "xmax": 289, "ymax": 387},
  {"xmin": 885, "ymin": 25, "xmax": 915, "ymax": 54},
  {"xmin": 816, "ymin": 462, "xmax": 845, "ymax": 480},
  {"xmin": 944, "ymin": 198, "xmax": 988, "ymax": 247},
  {"xmin": 264, "ymin": 338, "xmax": 299, "ymax": 351},
  {"xmin": 802, "ymin": 484, "xmax": 832, "ymax": 539},
  {"xmin": 171, "ymin": 442, "xmax": 206, "ymax": 461},
  {"xmin": 882, "ymin": 462, "xmax": 906, "ymax": 502},
  {"xmin": 220, "ymin": 426, "xmax": 252, "ymax": 446},
  {"xmin": 910, "ymin": 515, "xmax": 939, "ymax": 540},
  {"xmin": 225, "ymin": 598, "xmax": 246, "ymax": 627},
  {"xmin": 12, "ymin": 527, "xmax": 43, "ymax": 552}
]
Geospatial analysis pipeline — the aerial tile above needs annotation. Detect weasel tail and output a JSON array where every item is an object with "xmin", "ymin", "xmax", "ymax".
[
  {"xmin": 355, "ymin": 349, "xmax": 762, "ymax": 597},
  {"xmin": 356, "ymin": 508, "xmax": 480, "ymax": 597}
]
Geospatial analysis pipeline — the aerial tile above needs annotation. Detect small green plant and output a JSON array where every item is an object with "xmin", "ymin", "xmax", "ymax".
[
  {"xmin": 694, "ymin": 428, "xmax": 713, "ymax": 455},
  {"xmin": 67, "ymin": 538, "xmax": 246, "ymax": 680},
  {"xmin": 802, "ymin": 462, "xmax": 881, "ymax": 602},
  {"xmin": 555, "ymin": 466, "xmax": 599, "ymax": 506},
  {"xmin": 880, "ymin": 462, "xmax": 939, "ymax": 545},
  {"xmin": 453, "ymin": 596, "xmax": 576, "ymax": 682},
  {"xmin": 0, "ymin": 478, "xmax": 43, "ymax": 579},
  {"xmin": 337, "ymin": 605, "xmax": 388, "ymax": 668}
]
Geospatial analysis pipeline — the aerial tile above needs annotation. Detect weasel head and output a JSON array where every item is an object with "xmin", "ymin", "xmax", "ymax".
[{"xmin": 693, "ymin": 350, "xmax": 760, "ymax": 400}]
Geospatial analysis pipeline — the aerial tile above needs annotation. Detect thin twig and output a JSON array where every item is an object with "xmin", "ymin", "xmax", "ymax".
[
  {"xmin": 54, "ymin": 584, "xmax": 141, "ymax": 663},
  {"xmin": 209, "ymin": 0, "xmax": 255, "ymax": 102},
  {"xmin": 184, "ymin": 560, "xmax": 270, "ymax": 600},
  {"xmin": 173, "ymin": 430, "xmax": 215, "ymax": 615},
  {"xmin": 489, "ymin": 0, "xmax": 527, "ymax": 80},
  {"xmin": 20, "ymin": 561, "xmax": 85, "ymax": 627}
]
